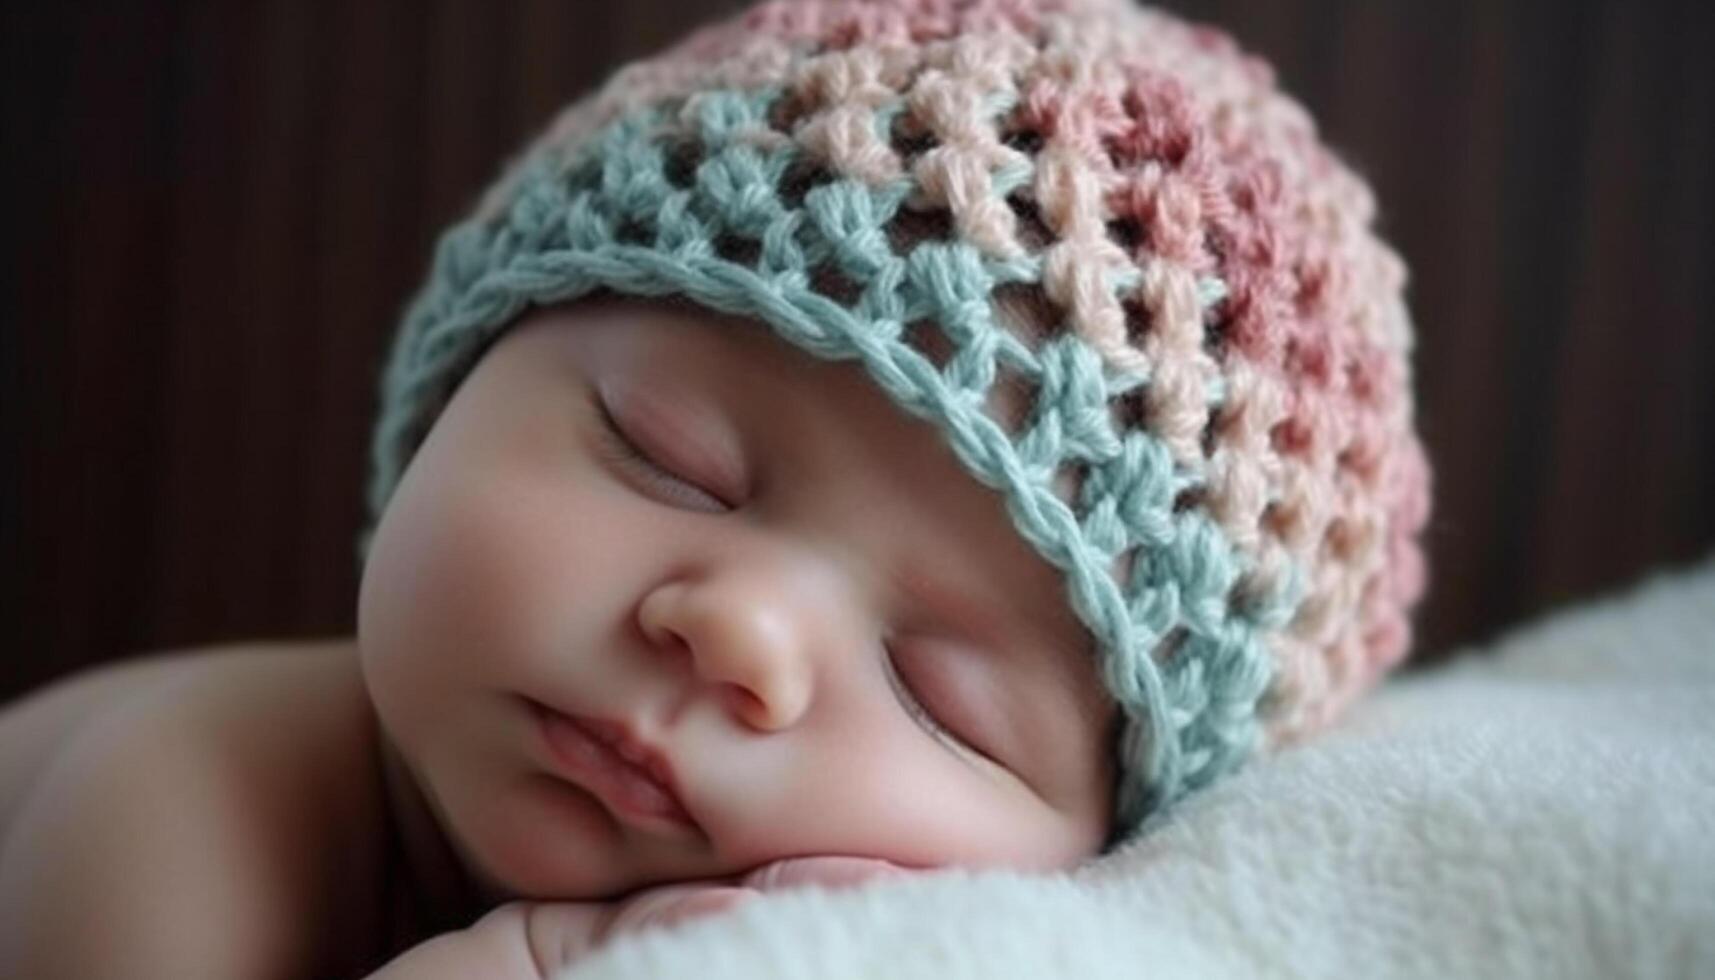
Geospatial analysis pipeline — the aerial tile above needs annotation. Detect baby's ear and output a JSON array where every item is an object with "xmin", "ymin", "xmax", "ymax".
[{"xmin": 740, "ymin": 855, "xmax": 915, "ymax": 892}]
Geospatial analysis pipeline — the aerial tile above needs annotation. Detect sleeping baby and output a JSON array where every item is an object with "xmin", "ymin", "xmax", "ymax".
[{"xmin": 0, "ymin": 0, "xmax": 1432, "ymax": 976}]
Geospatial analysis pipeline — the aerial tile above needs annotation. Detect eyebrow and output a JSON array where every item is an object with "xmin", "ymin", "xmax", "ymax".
[{"xmin": 890, "ymin": 561, "xmax": 1013, "ymax": 649}]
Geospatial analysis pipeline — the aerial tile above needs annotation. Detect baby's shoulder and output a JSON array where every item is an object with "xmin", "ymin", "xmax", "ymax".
[
  {"xmin": 0, "ymin": 639, "xmax": 372, "ymax": 829},
  {"xmin": 0, "ymin": 639, "xmax": 386, "ymax": 977}
]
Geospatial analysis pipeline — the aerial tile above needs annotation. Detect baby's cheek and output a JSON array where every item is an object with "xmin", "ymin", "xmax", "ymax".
[{"xmin": 375, "ymin": 477, "xmax": 563, "ymax": 677}]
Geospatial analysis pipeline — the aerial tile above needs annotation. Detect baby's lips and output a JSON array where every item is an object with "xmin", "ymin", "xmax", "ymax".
[{"xmin": 741, "ymin": 855, "xmax": 914, "ymax": 892}]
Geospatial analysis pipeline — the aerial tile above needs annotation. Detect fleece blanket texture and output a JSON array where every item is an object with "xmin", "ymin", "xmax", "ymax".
[{"xmin": 562, "ymin": 557, "xmax": 1715, "ymax": 980}]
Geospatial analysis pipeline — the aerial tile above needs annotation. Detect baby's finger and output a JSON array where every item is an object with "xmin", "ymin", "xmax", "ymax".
[
  {"xmin": 742, "ymin": 855, "xmax": 914, "ymax": 892},
  {"xmin": 605, "ymin": 884, "xmax": 758, "ymax": 939}
]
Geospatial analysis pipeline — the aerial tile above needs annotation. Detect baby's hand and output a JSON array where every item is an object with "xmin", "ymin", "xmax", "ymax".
[{"xmin": 511, "ymin": 856, "xmax": 913, "ymax": 976}]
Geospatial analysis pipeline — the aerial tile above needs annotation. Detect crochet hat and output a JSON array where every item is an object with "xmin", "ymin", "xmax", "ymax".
[{"xmin": 360, "ymin": 0, "xmax": 1431, "ymax": 841}]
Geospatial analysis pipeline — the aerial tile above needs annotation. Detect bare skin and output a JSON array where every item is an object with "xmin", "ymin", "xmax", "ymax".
[
  {"xmin": 0, "ymin": 641, "xmax": 913, "ymax": 979},
  {"xmin": 0, "ymin": 640, "xmax": 398, "ymax": 977},
  {"xmin": 0, "ymin": 295, "xmax": 1118, "ymax": 978}
]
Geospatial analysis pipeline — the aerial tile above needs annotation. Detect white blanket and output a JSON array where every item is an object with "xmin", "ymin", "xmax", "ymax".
[{"xmin": 564, "ymin": 557, "xmax": 1715, "ymax": 979}]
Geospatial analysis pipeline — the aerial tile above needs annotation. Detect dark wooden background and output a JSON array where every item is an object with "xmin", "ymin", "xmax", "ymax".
[{"xmin": 4, "ymin": 0, "xmax": 1713, "ymax": 700}]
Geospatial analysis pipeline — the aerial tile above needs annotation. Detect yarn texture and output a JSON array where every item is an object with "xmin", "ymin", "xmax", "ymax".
[{"xmin": 361, "ymin": 0, "xmax": 1431, "ymax": 840}]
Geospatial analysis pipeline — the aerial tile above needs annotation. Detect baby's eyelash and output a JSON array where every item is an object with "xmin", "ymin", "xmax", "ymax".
[
  {"xmin": 884, "ymin": 645, "xmax": 989, "ymax": 764},
  {"xmin": 591, "ymin": 397, "xmax": 727, "ymax": 511},
  {"xmin": 592, "ymin": 404, "xmax": 649, "ymax": 467}
]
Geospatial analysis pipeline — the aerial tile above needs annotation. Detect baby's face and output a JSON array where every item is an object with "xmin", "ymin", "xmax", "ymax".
[{"xmin": 358, "ymin": 295, "xmax": 1115, "ymax": 900}]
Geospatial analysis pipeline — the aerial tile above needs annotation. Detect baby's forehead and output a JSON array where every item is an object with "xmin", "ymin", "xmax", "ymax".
[{"xmin": 632, "ymin": 281, "xmax": 1053, "ymax": 433}]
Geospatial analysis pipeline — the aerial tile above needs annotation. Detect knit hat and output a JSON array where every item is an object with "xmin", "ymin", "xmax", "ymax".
[{"xmin": 360, "ymin": 0, "xmax": 1431, "ymax": 842}]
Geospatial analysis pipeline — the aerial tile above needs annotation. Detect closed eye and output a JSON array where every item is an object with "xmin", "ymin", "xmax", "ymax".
[
  {"xmin": 591, "ymin": 394, "xmax": 729, "ymax": 512},
  {"xmin": 883, "ymin": 641, "xmax": 1001, "ymax": 770}
]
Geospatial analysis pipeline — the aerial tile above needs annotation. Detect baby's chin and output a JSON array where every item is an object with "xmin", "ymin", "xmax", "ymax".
[
  {"xmin": 456, "ymin": 835, "xmax": 712, "ymax": 904},
  {"xmin": 448, "ymin": 810, "xmax": 757, "ymax": 903}
]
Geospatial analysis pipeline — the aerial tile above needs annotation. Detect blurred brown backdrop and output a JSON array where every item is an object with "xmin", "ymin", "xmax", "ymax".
[{"xmin": 3, "ymin": 0, "xmax": 1713, "ymax": 699}]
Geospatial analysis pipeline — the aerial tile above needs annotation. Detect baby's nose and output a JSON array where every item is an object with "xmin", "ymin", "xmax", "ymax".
[{"xmin": 638, "ymin": 570, "xmax": 820, "ymax": 731}]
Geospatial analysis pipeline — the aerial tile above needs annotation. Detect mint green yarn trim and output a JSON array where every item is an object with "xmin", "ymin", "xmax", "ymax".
[{"xmin": 363, "ymin": 89, "xmax": 1295, "ymax": 834}]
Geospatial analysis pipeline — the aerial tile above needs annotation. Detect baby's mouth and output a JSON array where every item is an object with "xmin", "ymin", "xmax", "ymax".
[{"xmin": 526, "ymin": 698, "xmax": 699, "ymax": 833}]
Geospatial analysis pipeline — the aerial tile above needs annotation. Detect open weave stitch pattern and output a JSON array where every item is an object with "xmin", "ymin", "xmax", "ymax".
[{"xmin": 362, "ymin": 0, "xmax": 1431, "ymax": 837}]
